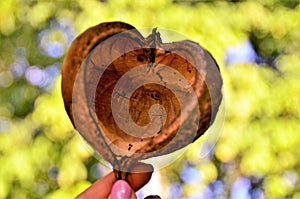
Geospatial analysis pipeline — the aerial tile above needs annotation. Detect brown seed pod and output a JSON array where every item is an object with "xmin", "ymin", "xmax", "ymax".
[{"xmin": 61, "ymin": 22, "xmax": 222, "ymax": 179}]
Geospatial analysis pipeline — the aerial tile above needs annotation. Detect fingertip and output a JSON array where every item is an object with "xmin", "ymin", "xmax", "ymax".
[{"xmin": 144, "ymin": 195, "xmax": 161, "ymax": 199}]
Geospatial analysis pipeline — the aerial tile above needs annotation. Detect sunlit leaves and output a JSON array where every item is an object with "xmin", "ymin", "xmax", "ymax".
[
  {"xmin": 264, "ymin": 174, "xmax": 295, "ymax": 198},
  {"xmin": 27, "ymin": 2, "xmax": 55, "ymax": 28},
  {"xmin": 31, "ymin": 79, "xmax": 73, "ymax": 141},
  {"xmin": 0, "ymin": 0, "xmax": 16, "ymax": 35}
]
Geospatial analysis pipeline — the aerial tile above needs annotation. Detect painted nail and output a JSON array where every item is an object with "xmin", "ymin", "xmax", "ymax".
[{"xmin": 111, "ymin": 180, "xmax": 132, "ymax": 199}]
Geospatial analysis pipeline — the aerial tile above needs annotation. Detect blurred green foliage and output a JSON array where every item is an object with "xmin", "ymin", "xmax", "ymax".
[{"xmin": 0, "ymin": 0, "xmax": 299, "ymax": 198}]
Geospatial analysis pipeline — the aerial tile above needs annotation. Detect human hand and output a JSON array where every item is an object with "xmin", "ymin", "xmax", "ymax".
[{"xmin": 75, "ymin": 163, "xmax": 161, "ymax": 199}]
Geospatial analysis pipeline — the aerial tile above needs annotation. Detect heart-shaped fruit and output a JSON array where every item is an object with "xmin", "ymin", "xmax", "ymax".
[{"xmin": 61, "ymin": 22, "xmax": 222, "ymax": 179}]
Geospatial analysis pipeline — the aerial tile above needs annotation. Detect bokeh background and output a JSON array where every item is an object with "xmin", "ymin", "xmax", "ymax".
[{"xmin": 0, "ymin": 0, "xmax": 300, "ymax": 198}]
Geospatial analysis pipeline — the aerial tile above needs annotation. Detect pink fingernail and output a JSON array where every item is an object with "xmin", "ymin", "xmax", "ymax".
[{"xmin": 111, "ymin": 180, "xmax": 132, "ymax": 199}]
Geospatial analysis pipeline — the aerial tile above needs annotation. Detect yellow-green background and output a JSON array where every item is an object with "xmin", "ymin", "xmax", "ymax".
[{"xmin": 0, "ymin": 0, "xmax": 299, "ymax": 198}]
